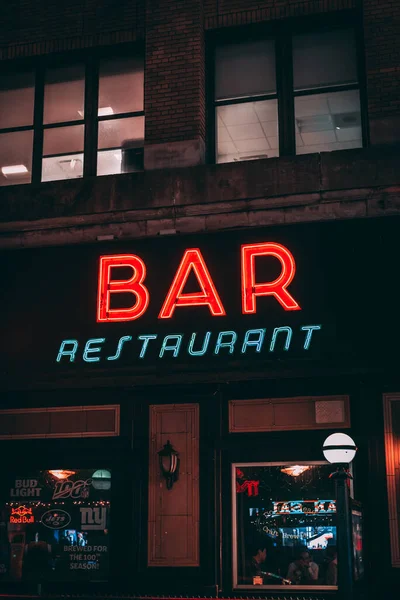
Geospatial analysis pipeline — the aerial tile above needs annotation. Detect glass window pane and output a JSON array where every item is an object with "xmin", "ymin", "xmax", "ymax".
[
  {"xmin": 216, "ymin": 99, "xmax": 278, "ymax": 164},
  {"xmin": 293, "ymin": 29, "xmax": 358, "ymax": 91},
  {"xmin": 98, "ymin": 57, "xmax": 144, "ymax": 115},
  {"xmin": 216, "ymin": 40, "xmax": 276, "ymax": 101},
  {"xmin": 43, "ymin": 124, "xmax": 84, "ymax": 157},
  {"xmin": 0, "ymin": 130, "xmax": 33, "ymax": 186},
  {"xmin": 43, "ymin": 64, "xmax": 85, "ymax": 124},
  {"xmin": 97, "ymin": 148, "xmax": 143, "ymax": 176},
  {"xmin": 295, "ymin": 90, "xmax": 362, "ymax": 155},
  {"xmin": 234, "ymin": 463, "xmax": 338, "ymax": 588},
  {"xmin": 0, "ymin": 71, "xmax": 35, "ymax": 129},
  {"xmin": 98, "ymin": 116, "xmax": 144, "ymax": 150},
  {"xmin": 42, "ymin": 153, "xmax": 84, "ymax": 182}
]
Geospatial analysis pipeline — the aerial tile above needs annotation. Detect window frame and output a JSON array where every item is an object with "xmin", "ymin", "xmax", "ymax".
[
  {"xmin": 207, "ymin": 10, "xmax": 368, "ymax": 165},
  {"xmin": 231, "ymin": 460, "xmax": 349, "ymax": 591},
  {"xmin": 383, "ymin": 393, "xmax": 400, "ymax": 568},
  {"xmin": 0, "ymin": 42, "xmax": 144, "ymax": 186}
]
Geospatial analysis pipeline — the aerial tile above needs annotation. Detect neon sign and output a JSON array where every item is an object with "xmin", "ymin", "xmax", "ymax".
[
  {"xmin": 272, "ymin": 500, "xmax": 336, "ymax": 515},
  {"xmin": 10, "ymin": 506, "xmax": 35, "ymax": 524},
  {"xmin": 55, "ymin": 241, "xmax": 323, "ymax": 364},
  {"xmin": 56, "ymin": 325, "xmax": 321, "ymax": 363},
  {"xmin": 96, "ymin": 243, "xmax": 299, "ymax": 323}
]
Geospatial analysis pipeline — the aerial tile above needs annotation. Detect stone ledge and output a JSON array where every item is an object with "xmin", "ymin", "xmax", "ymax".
[{"xmin": 0, "ymin": 185, "xmax": 399, "ymax": 249}]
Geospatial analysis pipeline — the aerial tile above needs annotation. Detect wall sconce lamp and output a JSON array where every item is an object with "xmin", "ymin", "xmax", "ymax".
[{"xmin": 158, "ymin": 440, "xmax": 180, "ymax": 490}]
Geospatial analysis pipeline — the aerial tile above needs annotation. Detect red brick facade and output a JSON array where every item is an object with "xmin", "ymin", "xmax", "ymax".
[
  {"xmin": 0, "ymin": 0, "xmax": 399, "ymax": 150},
  {"xmin": 0, "ymin": 0, "xmax": 399, "ymax": 238}
]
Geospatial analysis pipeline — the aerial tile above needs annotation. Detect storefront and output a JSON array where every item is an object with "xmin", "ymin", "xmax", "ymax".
[{"xmin": 0, "ymin": 216, "xmax": 399, "ymax": 599}]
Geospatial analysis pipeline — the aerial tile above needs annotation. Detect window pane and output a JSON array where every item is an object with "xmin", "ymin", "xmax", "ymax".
[
  {"xmin": 42, "ymin": 153, "xmax": 84, "ymax": 182},
  {"xmin": 97, "ymin": 148, "xmax": 143, "ymax": 176},
  {"xmin": 293, "ymin": 29, "xmax": 358, "ymax": 91},
  {"xmin": 216, "ymin": 99, "xmax": 278, "ymax": 163},
  {"xmin": 0, "ymin": 130, "xmax": 33, "ymax": 186},
  {"xmin": 216, "ymin": 40, "xmax": 276, "ymax": 101},
  {"xmin": 0, "ymin": 71, "xmax": 35, "ymax": 129},
  {"xmin": 0, "ymin": 469, "xmax": 111, "ymax": 581},
  {"xmin": 44, "ymin": 64, "xmax": 85, "ymax": 124},
  {"xmin": 99, "ymin": 57, "xmax": 144, "ymax": 115},
  {"xmin": 43, "ymin": 124, "xmax": 84, "ymax": 156},
  {"xmin": 234, "ymin": 463, "xmax": 338, "ymax": 588},
  {"xmin": 98, "ymin": 116, "xmax": 144, "ymax": 150},
  {"xmin": 295, "ymin": 90, "xmax": 362, "ymax": 155}
]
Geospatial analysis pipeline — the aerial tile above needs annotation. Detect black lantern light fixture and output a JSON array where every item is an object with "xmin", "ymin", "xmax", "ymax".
[{"xmin": 158, "ymin": 440, "xmax": 180, "ymax": 490}]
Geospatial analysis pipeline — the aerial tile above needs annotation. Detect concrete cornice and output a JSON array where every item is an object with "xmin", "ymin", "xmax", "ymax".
[{"xmin": 0, "ymin": 147, "xmax": 399, "ymax": 249}]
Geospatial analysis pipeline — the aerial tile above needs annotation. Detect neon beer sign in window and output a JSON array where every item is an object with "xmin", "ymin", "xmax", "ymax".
[{"xmin": 57, "ymin": 242, "xmax": 322, "ymax": 364}]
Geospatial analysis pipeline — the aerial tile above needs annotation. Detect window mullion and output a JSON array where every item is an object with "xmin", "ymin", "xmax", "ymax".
[
  {"xmin": 83, "ymin": 56, "xmax": 99, "ymax": 177},
  {"xmin": 276, "ymin": 34, "xmax": 295, "ymax": 157},
  {"xmin": 31, "ymin": 65, "xmax": 45, "ymax": 184}
]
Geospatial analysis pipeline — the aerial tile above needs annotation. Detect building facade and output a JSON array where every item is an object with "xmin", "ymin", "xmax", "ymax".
[{"xmin": 0, "ymin": 1, "xmax": 400, "ymax": 599}]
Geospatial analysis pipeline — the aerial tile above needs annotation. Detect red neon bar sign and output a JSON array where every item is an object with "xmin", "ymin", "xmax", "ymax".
[{"xmin": 97, "ymin": 242, "xmax": 300, "ymax": 323}]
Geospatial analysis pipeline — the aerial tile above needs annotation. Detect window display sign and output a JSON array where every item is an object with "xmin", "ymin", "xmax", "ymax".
[
  {"xmin": 0, "ymin": 469, "xmax": 111, "ymax": 581},
  {"xmin": 0, "ymin": 218, "xmax": 399, "ymax": 383},
  {"xmin": 233, "ymin": 463, "xmax": 339, "ymax": 589}
]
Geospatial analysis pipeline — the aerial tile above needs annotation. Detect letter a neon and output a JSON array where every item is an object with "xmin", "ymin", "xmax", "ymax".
[
  {"xmin": 97, "ymin": 254, "xmax": 150, "ymax": 322},
  {"xmin": 159, "ymin": 248, "xmax": 225, "ymax": 319},
  {"xmin": 241, "ymin": 242, "xmax": 300, "ymax": 313}
]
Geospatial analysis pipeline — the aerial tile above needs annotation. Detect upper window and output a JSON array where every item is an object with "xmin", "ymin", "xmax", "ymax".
[
  {"xmin": 0, "ymin": 50, "xmax": 144, "ymax": 186},
  {"xmin": 214, "ymin": 27, "xmax": 363, "ymax": 164}
]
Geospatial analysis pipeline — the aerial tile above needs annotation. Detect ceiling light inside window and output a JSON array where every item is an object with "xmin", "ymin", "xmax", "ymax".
[
  {"xmin": 98, "ymin": 106, "xmax": 114, "ymax": 116},
  {"xmin": 1, "ymin": 164, "xmax": 29, "ymax": 177},
  {"xmin": 78, "ymin": 107, "xmax": 114, "ymax": 117},
  {"xmin": 296, "ymin": 114, "xmax": 333, "ymax": 133},
  {"xmin": 281, "ymin": 465, "xmax": 310, "ymax": 477},
  {"xmin": 48, "ymin": 470, "xmax": 76, "ymax": 480}
]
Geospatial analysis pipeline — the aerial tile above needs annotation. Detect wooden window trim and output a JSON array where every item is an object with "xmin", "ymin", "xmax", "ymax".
[{"xmin": 383, "ymin": 393, "xmax": 400, "ymax": 567}]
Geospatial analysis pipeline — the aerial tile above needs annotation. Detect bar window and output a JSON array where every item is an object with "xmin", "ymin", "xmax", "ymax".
[
  {"xmin": 233, "ymin": 462, "xmax": 339, "ymax": 589},
  {"xmin": 215, "ymin": 40, "xmax": 278, "ymax": 164},
  {"xmin": 0, "ymin": 469, "xmax": 111, "ymax": 580},
  {"xmin": 0, "ymin": 71, "xmax": 35, "ymax": 186},
  {"xmin": 97, "ymin": 56, "xmax": 144, "ymax": 176},
  {"xmin": 294, "ymin": 29, "xmax": 362, "ymax": 154}
]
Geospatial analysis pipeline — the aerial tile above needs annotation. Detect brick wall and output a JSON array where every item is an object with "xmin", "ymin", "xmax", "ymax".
[
  {"xmin": 144, "ymin": 0, "xmax": 205, "ymax": 145},
  {"xmin": 144, "ymin": 0, "xmax": 206, "ymax": 168},
  {"xmin": 0, "ymin": 0, "xmax": 399, "ymax": 158},
  {"xmin": 363, "ymin": 0, "xmax": 400, "ymax": 144},
  {"xmin": 0, "ymin": 0, "xmax": 144, "ymax": 58},
  {"xmin": 204, "ymin": 0, "xmax": 356, "ymax": 28}
]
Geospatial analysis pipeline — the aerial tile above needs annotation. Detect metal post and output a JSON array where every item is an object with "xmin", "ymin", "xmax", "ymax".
[{"xmin": 334, "ymin": 467, "xmax": 354, "ymax": 600}]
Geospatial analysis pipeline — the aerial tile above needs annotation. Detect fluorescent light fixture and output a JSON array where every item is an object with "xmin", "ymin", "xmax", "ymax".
[
  {"xmin": 98, "ymin": 106, "xmax": 114, "ymax": 116},
  {"xmin": 296, "ymin": 114, "xmax": 333, "ymax": 134},
  {"xmin": 78, "ymin": 107, "xmax": 114, "ymax": 117},
  {"xmin": 1, "ymin": 164, "xmax": 29, "ymax": 177}
]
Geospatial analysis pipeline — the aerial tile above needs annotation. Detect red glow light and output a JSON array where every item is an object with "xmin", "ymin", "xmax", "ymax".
[
  {"xmin": 97, "ymin": 254, "xmax": 150, "ymax": 322},
  {"xmin": 241, "ymin": 242, "xmax": 300, "ymax": 313},
  {"xmin": 158, "ymin": 248, "xmax": 226, "ymax": 319}
]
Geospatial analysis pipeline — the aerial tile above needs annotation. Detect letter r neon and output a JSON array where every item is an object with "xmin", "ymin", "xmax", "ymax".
[{"xmin": 241, "ymin": 242, "xmax": 301, "ymax": 313}]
